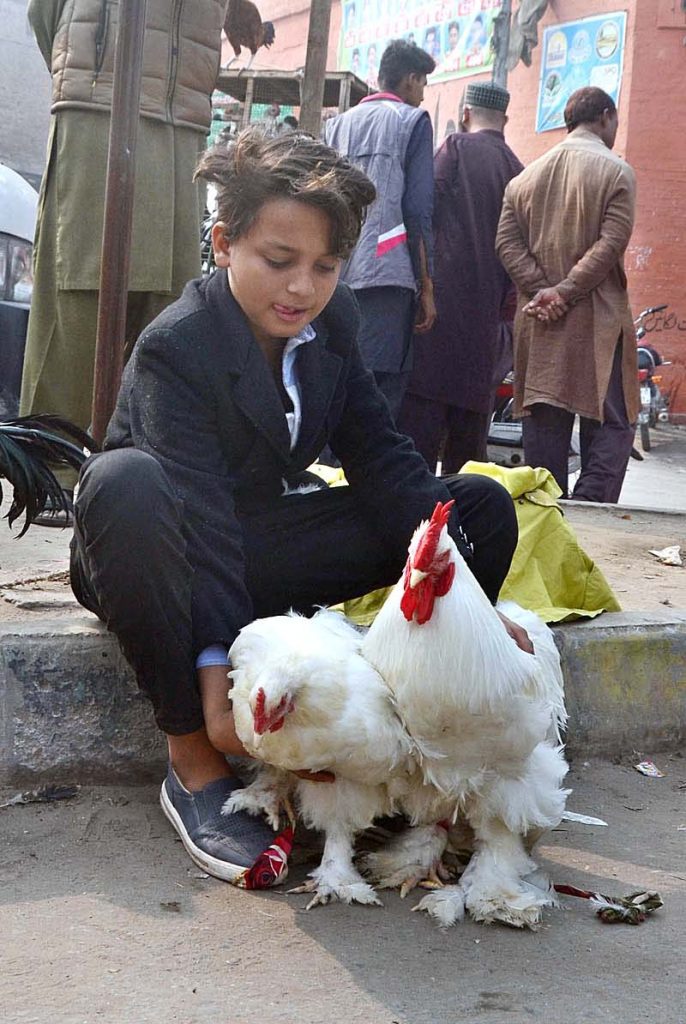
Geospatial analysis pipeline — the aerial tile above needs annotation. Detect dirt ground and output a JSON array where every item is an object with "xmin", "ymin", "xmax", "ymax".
[
  {"xmin": 1, "ymin": 423, "xmax": 684, "ymax": 621},
  {"xmin": 2, "ymin": 754, "xmax": 685, "ymax": 1024},
  {"xmin": 563, "ymin": 503, "xmax": 686, "ymax": 613}
]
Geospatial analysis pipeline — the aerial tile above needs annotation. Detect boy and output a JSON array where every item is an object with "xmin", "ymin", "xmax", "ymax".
[{"xmin": 70, "ymin": 130, "xmax": 524, "ymax": 883}]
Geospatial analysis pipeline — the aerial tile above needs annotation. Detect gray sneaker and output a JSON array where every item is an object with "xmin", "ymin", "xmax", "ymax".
[{"xmin": 160, "ymin": 766, "xmax": 279, "ymax": 883}]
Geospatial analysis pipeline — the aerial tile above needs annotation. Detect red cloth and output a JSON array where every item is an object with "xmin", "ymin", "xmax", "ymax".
[{"xmin": 234, "ymin": 826, "xmax": 294, "ymax": 890}]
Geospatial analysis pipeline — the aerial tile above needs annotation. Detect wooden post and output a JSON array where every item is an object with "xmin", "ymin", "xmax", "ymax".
[
  {"xmin": 491, "ymin": 0, "xmax": 512, "ymax": 89},
  {"xmin": 299, "ymin": 0, "xmax": 333, "ymax": 136},
  {"xmin": 90, "ymin": 0, "xmax": 148, "ymax": 445},
  {"xmin": 242, "ymin": 75, "xmax": 255, "ymax": 128},
  {"xmin": 338, "ymin": 74, "xmax": 351, "ymax": 113}
]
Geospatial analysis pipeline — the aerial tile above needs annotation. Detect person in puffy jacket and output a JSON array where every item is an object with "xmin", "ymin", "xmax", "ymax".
[{"xmin": 20, "ymin": 0, "xmax": 225, "ymax": 501}]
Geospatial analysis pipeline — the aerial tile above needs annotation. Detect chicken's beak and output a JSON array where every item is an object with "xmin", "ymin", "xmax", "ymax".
[{"xmin": 409, "ymin": 567, "xmax": 429, "ymax": 589}]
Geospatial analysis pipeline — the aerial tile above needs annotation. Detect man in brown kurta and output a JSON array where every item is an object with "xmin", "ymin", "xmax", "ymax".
[
  {"xmin": 496, "ymin": 86, "xmax": 638, "ymax": 502},
  {"xmin": 398, "ymin": 82, "xmax": 523, "ymax": 473}
]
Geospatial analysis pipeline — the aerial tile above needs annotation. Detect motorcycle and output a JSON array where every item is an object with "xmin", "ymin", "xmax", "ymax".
[
  {"xmin": 635, "ymin": 304, "xmax": 669, "ymax": 453},
  {"xmin": 487, "ymin": 374, "xmax": 580, "ymax": 474},
  {"xmin": 200, "ymin": 183, "xmax": 219, "ymax": 277}
]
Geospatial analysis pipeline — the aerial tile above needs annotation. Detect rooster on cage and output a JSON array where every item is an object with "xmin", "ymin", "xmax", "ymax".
[
  {"xmin": 223, "ymin": 0, "xmax": 276, "ymax": 71},
  {"xmin": 0, "ymin": 415, "xmax": 95, "ymax": 535},
  {"xmin": 360, "ymin": 500, "xmax": 570, "ymax": 929}
]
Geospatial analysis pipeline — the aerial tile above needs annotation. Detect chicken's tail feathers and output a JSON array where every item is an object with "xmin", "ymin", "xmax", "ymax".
[
  {"xmin": 0, "ymin": 417, "xmax": 97, "ymax": 537},
  {"xmin": 7, "ymin": 414, "xmax": 98, "ymax": 455},
  {"xmin": 262, "ymin": 21, "xmax": 275, "ymax": 46}
]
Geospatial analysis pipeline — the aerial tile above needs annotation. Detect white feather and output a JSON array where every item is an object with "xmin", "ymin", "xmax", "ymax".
[{"xmin": 413, "ymin": 886, "xmax": 466, "ymax": 927}]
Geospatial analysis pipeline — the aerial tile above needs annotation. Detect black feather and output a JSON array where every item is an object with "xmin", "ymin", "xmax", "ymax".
[
  {"xmin": 263, "ymin": 20, "xmax": 275, "ymax": 46},
  {"xmin": 0, "ymin": 416, "xmax": 99, "ymax": 537}
]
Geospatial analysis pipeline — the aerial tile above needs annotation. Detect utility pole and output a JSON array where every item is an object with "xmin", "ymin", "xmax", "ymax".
[
  {"xmin": 91, "ymin": 0, "xmax": 147, "ymax": 445},
  {"xmin": 491, "ymin": 0, "xmax": 513, "ymax": 89},
  {"xmin": 299, "ymin": 0, "xmax": 333, "ymax": 136}
]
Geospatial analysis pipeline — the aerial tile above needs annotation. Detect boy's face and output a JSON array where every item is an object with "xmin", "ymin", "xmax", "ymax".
[{"xmin": 212, "ymin": 199, "xmax": 342, "ymax": 346}]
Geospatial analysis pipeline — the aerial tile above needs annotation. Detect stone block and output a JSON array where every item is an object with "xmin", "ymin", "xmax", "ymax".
[
  {"xmin": 554, "ymin": 611, "xmax": 686, "ymax": 757},
  {"xmin": 0, "ymin": 617, "xmax": 165, "ymax": 785},
  {"xmin": 1, "ymin": 611, "xmax": 685, "ymax": 784}
]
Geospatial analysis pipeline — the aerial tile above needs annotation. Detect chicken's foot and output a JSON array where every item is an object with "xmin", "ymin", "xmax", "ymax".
[
  {"xmin": 289, "ymin": 829, "xmax": 383, "ymax": 909},
  {"xmin": 359, "ymin": 822, "xmax": 452, "ymax": 897}
]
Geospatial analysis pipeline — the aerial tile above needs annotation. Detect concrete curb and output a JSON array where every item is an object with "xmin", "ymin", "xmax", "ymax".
[
  {"xmin": 1, "ymin": 611, "xmax": 685, "ymax": 784},
  {"xmin": 555, "ymin": 611, "xmax": 686, "ymax": 757},
  {"xmin": 0, "ymin": 616, "xmax": 165, "ymax": 785}
]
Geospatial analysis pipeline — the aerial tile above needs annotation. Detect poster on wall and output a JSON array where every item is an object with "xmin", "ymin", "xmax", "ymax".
[
  {"xmin": 536, "ymin": 12, "xmax": 627, "ymax": 133},
  {"xmin": 338, "ymin": 0, "xmax": 503, "ymax": 88}
]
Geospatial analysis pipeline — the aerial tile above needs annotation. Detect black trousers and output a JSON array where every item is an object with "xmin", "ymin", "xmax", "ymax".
[
  {"xmin": 398, "ymin": 392, "xmax": 491, "ymax": 474},
  {"xmin": 70, "ymin": 449, "xmax": 518, "ymax": 735},
  {"xmin": 355, "ymin": 286, "xmax": 416, "ymax": 423},
  {"xmin": 521, "ymin": 341, "xmax": 634, "ymax": 502}
]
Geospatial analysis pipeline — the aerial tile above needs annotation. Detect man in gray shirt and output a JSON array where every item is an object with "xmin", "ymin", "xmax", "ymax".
[{"xmin": 325, "ymin": 39, "xmax": 436, "ymax": 420}]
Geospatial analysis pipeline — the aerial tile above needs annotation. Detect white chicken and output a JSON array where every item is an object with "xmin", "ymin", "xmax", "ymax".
[
  {"xmin": 361, "ymin": 500, "xmax": 570, "ymax": 928},
  {"xmin": 222, "ymin": 608, "xmax": 417, "ymax": 907}
]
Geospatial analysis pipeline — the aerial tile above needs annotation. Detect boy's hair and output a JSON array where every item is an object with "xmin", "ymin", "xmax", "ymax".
[
  {"xmin": 564, "ymin": 87, "xmax": 616, "ymax": 132},
  {"xmin": 378, "ymin": 39, "xmax": 435, "ymax": 91},
  {"xmin": 194, "ymin": 128, "xmax": 375, "ymax": 259}
]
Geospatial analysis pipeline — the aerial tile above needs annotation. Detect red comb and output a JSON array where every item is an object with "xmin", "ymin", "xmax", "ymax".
[
  {"xmin": 413, "ymin": 500, "xmax": 455, "ymax": 571},
  {"xmin": 254, "ymin": 687, "xmax": 267, "ymax": 735}
]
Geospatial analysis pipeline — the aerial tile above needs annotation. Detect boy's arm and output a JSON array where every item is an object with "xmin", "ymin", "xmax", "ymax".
[
  {"xmin": 414, "ymin": 237, "xmax": 435, "ymax": 332},
  {"xmin": 125, "ymin": 327, "xmax": 254, "ymax": 656},
  {"xmin": 329, "ymin": 322, "xmax": 472, "ymax": 561}
]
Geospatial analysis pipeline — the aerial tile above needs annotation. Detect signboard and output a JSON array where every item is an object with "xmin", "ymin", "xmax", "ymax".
[
  {"xmin": 536, "ymin": 12, "xmax": 627, "ymax": 133},
  {"xmin": 338, "ymin": 0, "xmax": 504, "ymax": 87}
]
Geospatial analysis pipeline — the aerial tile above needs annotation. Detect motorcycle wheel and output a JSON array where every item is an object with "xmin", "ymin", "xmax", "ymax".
[{"xmin": 640, "ymin": 421, "xmax": 651, "ymax": 452}]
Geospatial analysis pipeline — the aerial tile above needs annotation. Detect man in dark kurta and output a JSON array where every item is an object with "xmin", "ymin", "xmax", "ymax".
[{"xmin": 398, "ymin": 82, "xmax": 523, "ymax": 473}]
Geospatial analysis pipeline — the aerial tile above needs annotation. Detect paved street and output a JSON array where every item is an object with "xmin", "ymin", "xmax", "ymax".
[
  {"xmin": 620, "ymin": 423, "xmax": 686, "ymax": 512},
  {"xmin": 2, "ymin": 755, "xmax": 685, "ymax": 1024}
]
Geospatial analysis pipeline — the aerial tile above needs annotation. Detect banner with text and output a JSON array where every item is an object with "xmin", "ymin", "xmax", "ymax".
[
  {"xmin": 338, "ymin": 0, "xmax": 503, "ymax": 89},
  {"xmin": 535, "ymin": 12, "xmax": 627, "ymax": 133}
]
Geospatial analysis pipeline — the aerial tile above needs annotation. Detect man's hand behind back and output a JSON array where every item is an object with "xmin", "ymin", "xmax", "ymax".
[{"xmin": 523, "ymin": 287, "xmax": 568, "ymax": 323}]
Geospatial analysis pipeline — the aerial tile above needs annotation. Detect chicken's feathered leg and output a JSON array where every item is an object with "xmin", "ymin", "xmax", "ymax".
[
  {"xmin": 358, "ymin": 822, "xmax": 452, "ymax": 898},
  {"xmin": 222, "ymin": 763, "xmax": 295, "ymax": 831},
  {"xmin": 449, "ymin": 743, "xmax": 567, "ymax": 928},
  {"xmin": 452, "ymin": 816, "xmax": 557, "ymax": 929},
  {"xmin": 289, "ymin": 778, "xmax": 384, "ymax": 908}
]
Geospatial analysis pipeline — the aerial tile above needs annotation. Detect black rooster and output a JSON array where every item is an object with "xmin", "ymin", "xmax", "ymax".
[
  {"xmin": 0, "ymin": 416, "xmax": 97, "ymax": 536},
  {"xmin": 224, "ymin": 0, "xmax": 276, "ymax": 70}
]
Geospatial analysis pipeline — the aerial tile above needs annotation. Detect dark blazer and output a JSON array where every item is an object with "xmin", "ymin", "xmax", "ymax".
[{"xmin": 106, "ymin": 270, "xmax": 468, "ymax": 652}]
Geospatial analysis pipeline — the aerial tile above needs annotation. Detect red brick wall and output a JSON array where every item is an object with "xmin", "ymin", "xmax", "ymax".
[
  {"xmin": 624, "ymin": 0, "xmax": 686, "ymax": 414},
  {"xmin": 248, "ymin": 0, "xmax": 686, "ymax": 411}
]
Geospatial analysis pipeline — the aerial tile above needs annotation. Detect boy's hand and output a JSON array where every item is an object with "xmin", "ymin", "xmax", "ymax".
[
  {"xmin": 292, "ymin": 768, "xmax": 336, "ymax": 783},
  {"xmin": 497, "ymin": 610, "xmax": 534, "ymax": 654}
]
